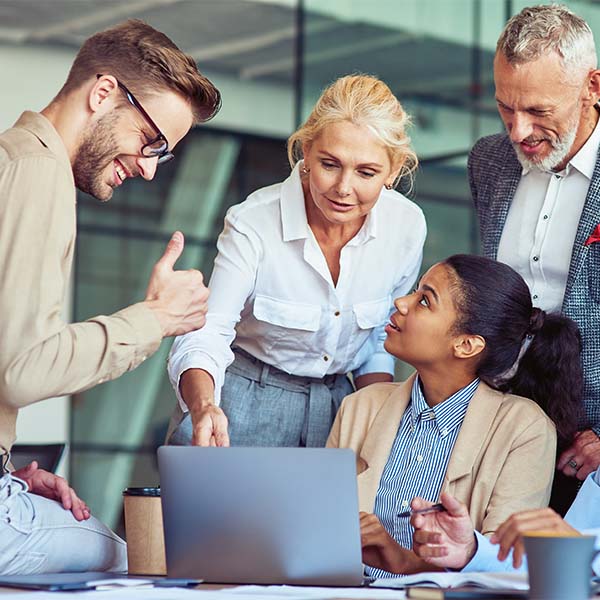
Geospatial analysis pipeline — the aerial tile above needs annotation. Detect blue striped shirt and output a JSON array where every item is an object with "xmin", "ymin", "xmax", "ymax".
[{"xmin": 366, "ymin": 375, "xmax": 480, "ymax": 579}]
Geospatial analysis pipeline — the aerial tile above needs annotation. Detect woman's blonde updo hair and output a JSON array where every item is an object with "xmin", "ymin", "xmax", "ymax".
[{"xmin": 287, "ymin": 74, "xmax": 418, "ymax": 186}]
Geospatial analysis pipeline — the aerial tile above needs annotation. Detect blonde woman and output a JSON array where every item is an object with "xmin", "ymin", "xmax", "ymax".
[{"xmin": 166, "ymin": 74, "xmax": 427, "ymax": 447}]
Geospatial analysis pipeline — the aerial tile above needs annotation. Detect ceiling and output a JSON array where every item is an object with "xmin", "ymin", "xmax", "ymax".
[{"xmin": 0, "ymin": 0, "xmax": 497, "ymax": 113}]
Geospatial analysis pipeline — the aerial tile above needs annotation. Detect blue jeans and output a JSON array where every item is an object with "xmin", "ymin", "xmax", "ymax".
[{"xmin": 0, "ymin": 474, "xmax": 126, "ymax": 575}]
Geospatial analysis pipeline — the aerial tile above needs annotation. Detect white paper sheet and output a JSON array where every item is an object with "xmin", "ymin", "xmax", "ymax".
[{"xmin": 227, "ymin": 584, "xmax": 406, "ymax": 598}]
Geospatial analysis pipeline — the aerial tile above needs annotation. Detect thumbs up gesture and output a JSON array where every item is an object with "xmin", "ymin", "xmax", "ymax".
[{"xmin": 144, "ymin": 231, "xmax": 209, "ymax": 337}]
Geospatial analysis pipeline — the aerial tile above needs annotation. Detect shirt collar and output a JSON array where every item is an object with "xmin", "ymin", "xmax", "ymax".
[
  {"xmin": 281, "ymin": 162, "xmax": 311, "ymax": 242},
  {"xmin": 14, "ymin": 111, "xmax": 72, "ymax": 173},
  {"xmin": 280, "ymin": 160, "xmax": 379, "ymax": 244},
  {"xmin": 570, "ymin": 111, "xmax": 600, "ymax": 180},
  {"xmin": 409, "ymin": 375, "xmax": 479, "ymax": 438},
  {"xmin": 347, "ymin": 204, "xmax": 377, "ymax": 246}
]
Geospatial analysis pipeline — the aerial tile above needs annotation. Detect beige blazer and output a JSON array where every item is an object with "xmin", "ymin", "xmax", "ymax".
[{"xmin": 327, "ymin": 374, "xmax": 557, "ymax": 536}]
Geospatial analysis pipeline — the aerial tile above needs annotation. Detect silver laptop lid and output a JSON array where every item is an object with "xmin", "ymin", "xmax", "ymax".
[{"xmin": 158, "ymin": 446, "xmax": 363, "ymax": 586}]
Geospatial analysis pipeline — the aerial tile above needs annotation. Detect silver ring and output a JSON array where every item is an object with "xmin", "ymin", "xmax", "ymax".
[{"xmin": 568, "ymin": 458, "xmax": 578, "ymax": 470}]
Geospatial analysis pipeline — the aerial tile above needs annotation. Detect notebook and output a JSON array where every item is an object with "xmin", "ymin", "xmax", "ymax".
[
  {"xmin": 373, "ymin": 571, "xmax": 529, "ymax": 590},
  {"xmin": 406, "ymin": 587, "xmax": 527, "ymax": 599},
  {"xmin": 158, "ymin": 446, "xmax": 364, "ymax": 586}
]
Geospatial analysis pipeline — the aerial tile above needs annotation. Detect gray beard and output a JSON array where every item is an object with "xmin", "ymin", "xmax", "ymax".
[{"xmin": 512, "ymin": 124, "xmax": 578, "ymax": 172}]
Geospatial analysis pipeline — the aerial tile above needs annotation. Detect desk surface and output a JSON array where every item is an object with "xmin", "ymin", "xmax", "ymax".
[
  {"xmin": 0, "ymin": 581, "xmax": 403, "ymax": 597},
  {"xmin": 0, "ymin": 580, "xmax": 595, "ymax": 599}
]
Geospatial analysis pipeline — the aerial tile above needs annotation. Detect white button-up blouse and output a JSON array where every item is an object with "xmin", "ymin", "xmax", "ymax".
[{"xmin": 168, "ymin": 163, "xmax": 427, "ymax": 409}]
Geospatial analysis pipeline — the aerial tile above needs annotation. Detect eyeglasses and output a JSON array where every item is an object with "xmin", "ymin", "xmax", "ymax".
[
  {"xmin": 96, "ymin": 74, "xmax": 174, "ymax": 165},
  {"xmin": 1, "ymin": 450, "xmax": 9, "ymax": 475}
]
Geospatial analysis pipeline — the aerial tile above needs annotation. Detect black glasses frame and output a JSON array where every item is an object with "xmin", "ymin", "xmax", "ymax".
[
  {"xmin": 96, "ymin": 74, "xmax": 174, "ymax": 165},
  {"xmin": 1, "ymin": 450, "xmax": 9, "ymax": 475}
]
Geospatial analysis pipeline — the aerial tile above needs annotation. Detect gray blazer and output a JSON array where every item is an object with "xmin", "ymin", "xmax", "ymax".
[{"xmin": 468, "ymin": 133, "xmax": 600, "ymax": 434}]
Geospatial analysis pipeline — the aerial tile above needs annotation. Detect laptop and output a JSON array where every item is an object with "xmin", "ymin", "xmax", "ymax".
[{"xmin": 158, "ymin": 446, "xmax": 364, "ymax": 586}]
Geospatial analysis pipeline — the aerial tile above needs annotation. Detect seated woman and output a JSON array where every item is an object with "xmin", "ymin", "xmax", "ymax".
[
  {"xmin": 166, "ymin": 74, "xmax": 427, "ymax": 448},
  {"xmin": 326, "ymin": 254, "xmax": 582, "ymax": 577}
]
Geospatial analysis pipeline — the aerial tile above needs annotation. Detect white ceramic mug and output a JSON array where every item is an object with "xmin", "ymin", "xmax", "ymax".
[{"xmin": 524, "ymin": 531, "xmax": 598, "ymax": 600}]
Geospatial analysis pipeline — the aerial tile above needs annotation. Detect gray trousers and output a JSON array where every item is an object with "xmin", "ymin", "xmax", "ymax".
[{"xmin": 167, "ymin": 348, "xmax": 354, "ymax": 447}]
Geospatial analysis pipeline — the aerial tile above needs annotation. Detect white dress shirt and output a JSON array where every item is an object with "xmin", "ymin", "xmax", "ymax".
[
  {"xmin": 497, "ymin": 115, "xmax": 600, "ymax": 313},
  {"xmin": 168, "ymin": 163, "xmax": 426, "ymax": 409},
  {"xmin": 464, "ymin": 468, "xmax": 600, "ymax": 575}
]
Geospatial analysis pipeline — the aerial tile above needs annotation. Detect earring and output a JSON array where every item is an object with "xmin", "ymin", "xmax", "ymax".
[
  {"xmin": 385, "ymin": 182, "xmax": 394, "ymax": 190},
  {"xmin": 301, "ymin": 164, "xmax": 311, "ymax": 175}
]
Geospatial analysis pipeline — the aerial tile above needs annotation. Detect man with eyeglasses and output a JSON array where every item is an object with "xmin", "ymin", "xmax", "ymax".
[{"xmin": 0, "ymin": 20, "xmax": 220, "ymax": 574}]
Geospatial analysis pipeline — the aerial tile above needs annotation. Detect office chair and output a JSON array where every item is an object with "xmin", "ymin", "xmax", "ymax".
[{"xmin": 10, "ymin": 443, "xmax": 66, "ymax": 473}]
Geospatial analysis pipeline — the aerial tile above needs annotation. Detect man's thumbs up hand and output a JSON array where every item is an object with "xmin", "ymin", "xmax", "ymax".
[
  {"xmin": 145, "ymin": 231, "xmax": 209, "ymax": 337},
  {"xmin": 154, "ymin": 230, "xmax": 185, "ymax": 272}
]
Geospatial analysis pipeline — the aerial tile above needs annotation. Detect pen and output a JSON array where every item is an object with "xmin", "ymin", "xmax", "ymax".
[{"xmin": 397, "ymin": 502, "xmax": 447, "ymax": 518}]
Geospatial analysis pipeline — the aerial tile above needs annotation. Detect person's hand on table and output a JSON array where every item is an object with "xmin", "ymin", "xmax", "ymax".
[
  {"xmin": 411, "ymin": 492, "xmax": 477, "ymax": 569},
  {"xmin": 12, "ymin": 461, "xmax": 90, "ymax": 521},
  {"xmin": 557, "ymin": 429, "xmax": 600, "ymax": 480},
  {"xmin": 491, "ymin": 508, "xmax": 580, "ymax": 569},
  {"xmin": 190, "ymin": 403, "xmax": 230, "ymax": 447},
  {"xmin": 360, "ymin": 512, "xmax": 412, "ymax": 573}
]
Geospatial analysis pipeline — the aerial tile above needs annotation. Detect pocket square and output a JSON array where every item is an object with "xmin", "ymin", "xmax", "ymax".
[{"xmin": 585, "ymin": 223, "xmax": 600, "ymax": 246}]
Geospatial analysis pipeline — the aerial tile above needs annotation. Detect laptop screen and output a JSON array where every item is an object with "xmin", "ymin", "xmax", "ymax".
[{"xmin": 158, "ymin": 446, "xmax": 363, "ymax": 586}]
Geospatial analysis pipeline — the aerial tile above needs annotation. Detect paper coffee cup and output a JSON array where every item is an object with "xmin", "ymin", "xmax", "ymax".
[{"xmin": 123, "ymin": 487, "xmax": 166, "ymax": 575}]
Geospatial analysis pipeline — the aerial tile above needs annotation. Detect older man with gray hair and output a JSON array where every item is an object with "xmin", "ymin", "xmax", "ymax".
[{"xmin": 468, "ymin": 3, "xmax": 600, "ymax": 513}]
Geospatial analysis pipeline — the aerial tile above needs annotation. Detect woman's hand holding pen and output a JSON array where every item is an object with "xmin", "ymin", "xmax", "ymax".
[{"xmin": 411, "ymin": 492, "xmax": 477, "ymax": 569}]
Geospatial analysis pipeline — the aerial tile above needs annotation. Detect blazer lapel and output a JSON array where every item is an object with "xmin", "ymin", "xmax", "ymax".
[
  {"xmin": 563, "ymin": 146, "xmax": 600, "ymax": 302},
  {"xmin": 356, "ymin": 375, "xmax": 414, "ymax": 512},
  {"xmin": 443, "ymin": 382, "xmax": 503, "ymax": 488},
  {"xmin": 483, "ymin": 144, "xmax": 522, "ymax": 259}
]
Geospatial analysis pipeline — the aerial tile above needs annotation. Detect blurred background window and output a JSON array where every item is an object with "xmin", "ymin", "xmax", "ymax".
[{"xmin": 2, "ymin": 0, "xmax": 598, "ymax": 534}]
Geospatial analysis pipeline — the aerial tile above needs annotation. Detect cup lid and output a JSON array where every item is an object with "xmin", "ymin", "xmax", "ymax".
[{"xmin": 123, "ymin": 486, "xmax": 161, "ymax": 496}]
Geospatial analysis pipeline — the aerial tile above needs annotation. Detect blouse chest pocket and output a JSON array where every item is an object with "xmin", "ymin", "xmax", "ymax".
[
  {"xmin": 253, "ymin": 295, "xmax": 321, "ymax": 332},
  {"xmin": 353, "ymin": 297, "xmax": 391, "ymax": 330}
]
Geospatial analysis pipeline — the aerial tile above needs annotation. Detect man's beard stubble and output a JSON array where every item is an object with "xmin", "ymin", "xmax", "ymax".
[{"xmin": 73, "ymin": 113, "xmax": 121, "ymax": 202}]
